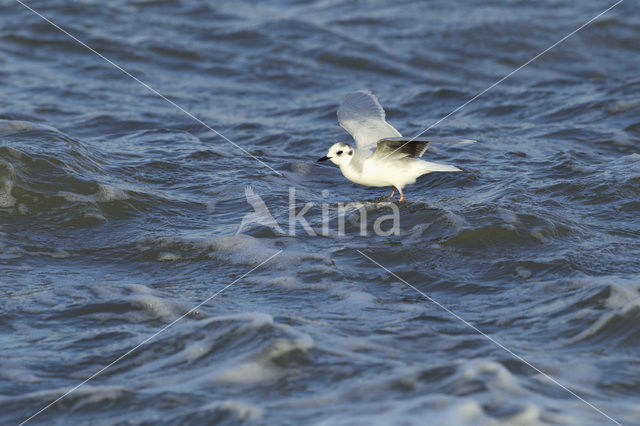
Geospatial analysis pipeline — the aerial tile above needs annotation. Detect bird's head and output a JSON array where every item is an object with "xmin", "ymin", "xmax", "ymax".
[{"xmin": 317, "ymin": 143, "xmax": 354, "ymax": 166}]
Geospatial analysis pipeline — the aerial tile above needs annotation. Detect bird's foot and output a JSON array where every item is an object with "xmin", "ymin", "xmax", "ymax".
[{"xmin": 389, "ymin": 186, "xmax": 397, "ymax": 200}]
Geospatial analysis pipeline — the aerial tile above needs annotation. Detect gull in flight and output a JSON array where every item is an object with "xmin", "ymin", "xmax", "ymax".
[{"xmin": 318, "ymin": 91, "xmax": 474, "ymax": 201}]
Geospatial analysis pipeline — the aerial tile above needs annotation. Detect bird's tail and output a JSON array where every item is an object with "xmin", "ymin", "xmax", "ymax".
[{"xmin": 420, "ymin": 160, "xmax": 461, "ymax": 172}]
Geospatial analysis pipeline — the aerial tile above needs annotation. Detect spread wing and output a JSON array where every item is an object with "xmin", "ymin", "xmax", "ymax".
[
  {"xmin": 337, "ymin": 91, "xmax": 401, "ymax": 153},
  {"xmin": 375, "ymin": 137, "xmax": 476, "ymax": 158}
]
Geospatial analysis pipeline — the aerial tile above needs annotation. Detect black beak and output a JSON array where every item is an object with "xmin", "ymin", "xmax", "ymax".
[{"xmin": 317, "ymin": 156, "xmax": 331, "ymax": 162}]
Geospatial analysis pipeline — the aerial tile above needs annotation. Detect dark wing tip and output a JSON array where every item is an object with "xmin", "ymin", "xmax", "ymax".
[
  {"xmin": 377, "ymin": 138, "xmax": 429, "ymax": 157},
  {"xmin": 414, "ymin": 142, "xmax": 429, "ymax": 157}
]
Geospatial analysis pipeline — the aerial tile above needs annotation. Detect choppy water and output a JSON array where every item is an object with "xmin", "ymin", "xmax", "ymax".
[{"xmin": 1, "ymin": 0, "xmax": 640, "ymax": 425}]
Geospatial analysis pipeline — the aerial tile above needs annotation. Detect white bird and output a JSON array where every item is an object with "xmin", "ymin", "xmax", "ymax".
[{"xmin": 317, "ymin": 91, "xmax": 474, "ymax": 201}]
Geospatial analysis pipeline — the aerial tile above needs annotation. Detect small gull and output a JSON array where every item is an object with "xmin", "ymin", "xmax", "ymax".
[{"xmin": 318, "ymin": 91, "xmax": 475, "ymax": 201}]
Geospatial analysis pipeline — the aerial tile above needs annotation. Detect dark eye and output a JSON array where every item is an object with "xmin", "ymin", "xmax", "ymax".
[
  {"xmin": 348, "ymin": 151, "xmax": 353, "ymax": 155},
  {"xmin": 336, "ymin": 150, "xmax": 343, "ymax": 155}
]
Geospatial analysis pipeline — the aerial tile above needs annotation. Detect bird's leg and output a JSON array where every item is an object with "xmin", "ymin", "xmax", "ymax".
[
  {"xmin": 398, "ymin": 190, "xmax": 404, "ymax": 202},
  {"xmin": 389, "ymin": 186, "xmax": 396, "ymax": 199}
]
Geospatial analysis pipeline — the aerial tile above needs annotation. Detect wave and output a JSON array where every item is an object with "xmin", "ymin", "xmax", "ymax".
[
  {"xmin": 569, "ymin": 277, "xmax": 640, "ymax": 347},
  {"xmin": 0, "ymin": 119, "xmax": 122, "ymax": 216},
  {"xmin": 0, "ymin": 120, "xmax": 216, "ymax": 227}
]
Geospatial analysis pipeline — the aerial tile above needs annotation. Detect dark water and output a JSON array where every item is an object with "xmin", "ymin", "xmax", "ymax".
[{"xmin": 1, "ymin": 0, "xmax": 640, "ymax": 424}]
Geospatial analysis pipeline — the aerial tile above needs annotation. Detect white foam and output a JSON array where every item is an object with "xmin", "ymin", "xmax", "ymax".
[
  {"xmin": 2, "ymin": 246, "xmax": 69, "ymax": 259},
  {"xmin": 205, "ymin": 234, "xmax": 280, "ymax": 264},
  {"xmin": 157, "ymin": 252, "xmax": 181, "ymax": 262},
  {"xmin": 218, "ymin": 336, "xmax": 314, "ymax": 385},
  {"xmin": 247, "ymin": 274, "xmax": 330, "ymax": 290},
  {"xmin": 264, "ymin": 334, "xmax": 314, "ymax": 359},
  {"xmin": 127, "ymin": 283, "xmax": 154, "ymax": 295},
  {"xmin": 129, "ymin": 294, "xmax": 185, "ymax": 321},
  {"xmin": 571, "ymin": 163, "xmax": 596, "ymax": 174},
  {"xmin": 530, "ymin": 226, "xmax": 550, "ymax": 243},
  {"xmin": 84, "ymin": 211, "xmax": 106, "ymax": 221},
  {"xmin": 515, "ymin": 266, "xmax": 532, "ymax": 279},
  {"xmin": 199, "ymin": 400, "xmax": 264, "ymax": 421},
  {"xmin": 95, "ymin": 184, "xmax": 128, "ymax": 202},
  {"xmin": 0, "ymin": 362, "xmax": 41, "ymax": 384},
  {"xmin": 315, "ymin": 395, "xmax": 489, "ymax": 426},
  {"xmin": 214, "ymin": 360, "xmax": 278, "ymax": 384},
  {"xmin": 201, "ymin": 311, "xmax": 275, "ymax": 329},
  {"xmin": 497, "ymin": 207, "xmax": 519, "ymax": 225},
  {"xmin": 455, "ymin": 359, "xmax": 524, "ymax": 395},
  {"xmin": 607, "ymin": 100, "xmax": 640, "ymax": 114},
  {"xmin": 179, "ymin": 339, "xmax": 214, "ymax": 362},
  {"xmin": 57, "ymin": 184, "xmax": 128, "ymax": 204},
  {"xmin": 604, "ymin": 279, "xmax": 640, "ymax": 310},
  {"xmin": 69, "ymin": 385, "xmax": 129, "ymax": 411},
  {"xmin": 17, "ymin": 385, "xmax": 128, "ymax": 408},
  {"xmin": 0, "ymin": 176, "xmax": 16, "ymax": 208},
  {"xmin": 334, "ymin": 289, "xmax": 377, "ymax": 306},
  {"xmin": 204, "ymin": 234, "xmax": 332, "ymax": 271},
  {"xmin": 612, "ymin": 153, "xmax": 640, "ymax": 168},
  {"xmin": 437, "ymin": 398, "xmax": 486, "ymax": 425}
]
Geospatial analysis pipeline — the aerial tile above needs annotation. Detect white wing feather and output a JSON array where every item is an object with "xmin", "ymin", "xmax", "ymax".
[{"xmin": 337, "ymin": 91, "xmax": 401, "ymax": 153}]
